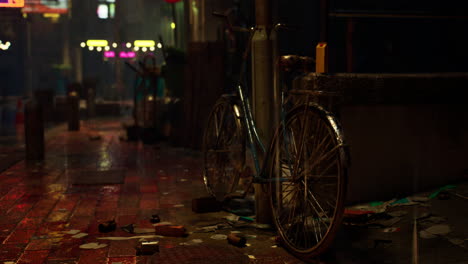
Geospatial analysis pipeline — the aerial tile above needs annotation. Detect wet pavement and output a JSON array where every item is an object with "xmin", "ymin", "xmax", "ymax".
[{"xmin": 0, "ymin": 119, "xmax": 467, "ymax": 264}]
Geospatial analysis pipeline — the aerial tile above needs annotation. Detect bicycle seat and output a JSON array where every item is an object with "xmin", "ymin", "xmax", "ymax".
[{"xmin": 278, "ymin": 55, "xmax": 314, "ymax": 72}]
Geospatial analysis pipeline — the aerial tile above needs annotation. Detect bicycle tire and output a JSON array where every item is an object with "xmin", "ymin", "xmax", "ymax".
[
  {"xmin": 268, "ymin": 103, "xmax": 348, "ymax": 260},
  {"xmin": 202, "ymin": 95, "xmax": 246, "ymax": 201}
]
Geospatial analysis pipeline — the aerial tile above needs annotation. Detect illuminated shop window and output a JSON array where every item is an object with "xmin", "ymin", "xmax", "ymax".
[{"xmin": 97, "ymin": 0, "xmax": 116, "ymax": 19}]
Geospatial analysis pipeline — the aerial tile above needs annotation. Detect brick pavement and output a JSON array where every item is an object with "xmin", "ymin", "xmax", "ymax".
[{"xmin": 0, "ymin": 120, "xmax": 304, "ymax": 264}]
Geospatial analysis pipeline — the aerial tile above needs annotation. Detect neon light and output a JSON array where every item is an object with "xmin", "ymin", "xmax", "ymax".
[
  {"xmin": 22, "ymin": 0, "xmax": 67, "ymax": 13},
  {"xmin": 43, "ymin": 13, "xmax": 60, "ymax": 18},
  {"xmin": 119, "ymin": 51, "xmax": 136, "ymax": 58},
  {"xmin": 104, "ymin": 51, "xmax": 115, "ymax": 58},
  {"xmin": 86, "ymin": 39, "xmax": 108, "ymax": 47},
  {"xmin": 171, "ymin": 22, "xmax": 176, "ymax": 29},
  {"xmin": 134, "ymin": 40, "xmax": 155, "ymax": 47},
  {"xmin": 0, "ymin": 0, "xmax": 24, "ymax": 8},
  {"xmin": 97, "ymin": 4, "xmax": 108, "ymax": 19},
  {"xmin": 0, "ymin": 41, "xmax": 11, "ymax": 51}
]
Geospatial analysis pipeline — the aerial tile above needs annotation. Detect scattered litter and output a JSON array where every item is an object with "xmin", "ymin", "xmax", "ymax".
[
  {"xmin": 452, "ymin": 192, "xmax": 468, "ymax": 200},
  {"xmin": 173, "ymin": 204, "xmax": 185, "ymax": 208},
  {"xmin": 390, "ymin": 198, "xmax": 419, "ymax": 207},
  {"xmin": 425, "ymin": 224, "xmax": 451, "ymax": 235},
  {"xmin": 247, "ymin": 255, "xmax": 256, "ymax": 260},
  {"xmin": 180, "ymin": 239, "xmax": 204, "ymax": 246},
  {"xmin": 231, "ymin": 231, "xmax": 241, "ymax": 234},
  {"xmin": 448, "ymin": 238, "xmax": 465, "ymax": 246},
  {"xmin": 420, "ymin": 224, "xmax": 451, "ymax": 239},
  {"xmin": 155, "ymin": 225, "xmax": 187, "ymax": 237},
  {"xmin": 210, "ymin": 234, "xmax": 228, "ymax": 240},
  {"xmin": 98, "ymin": 220, "xmax": 116, "ymax": 233},
  {"xmin": 98, "ymin": 235, "xmax": 163, "ymax": 241},
  {"xmin": 383, "ymin": 227, "xmax": 401, "ymax": 233},
  {"xmin": 428, "ymin": 185, "xmax": 456, "ymax": 199},
  {"xmin": 387, "ymin": 211, "xmax": 408, "ymax": 217},
  {"xmin": 80, "ymin": 242, "xmax": 108, "ymax": 249},
  {"xmin": 240, "ymin": 216, "xmax": 255, "ymax": 222},
  {"xmin": 121, "ymin": 224, "xmax": 135, "ymax": 234},
  {"xmin": 227, "ymin": 233, "xmax": 246, "ymax": 247},
  {"xmin": 226, "ymin": 215, "xmax": 240, "ymax": 222},
  {"xmin": 419, "ymin": 216, "xmax": 446, "ymax": 224},
  {"xmin": 150, "ymin": 215, "xmax": 160, "ymax": 224},
  {"xmin": 180, "ymin": 179, "xmax": 188, "ymax": 182},
  {"xmin": 64, "ymin": 230, "xmax": 81, "ymax": 235},
  {"xmin": 136, "ymin": 241, "xmax": 159, "ymax": 255},
  {"xmin": 419, "ymin": 230, "xmax": 436, "ymax": 239},
  {"xmin": 72, "ymin": 233, "xmax": 88, "ymax": 239},
  {"xmin": 194, "ymin": 225, "xmax": 218, "ymax": 233},
  {"xmin": 271, "ymin": 245, "xmax": 278, "ymax": 248},
  {"xmin": 254, "ymin": 223, "xmax": 272, "ymax": 230},
  {"xmin": 244, "ymin": 234, "xmax": 257, "ymax": 239},
  {"xmin": 245, "ymin": 243, "xmax": 251, "ymax": 247}
]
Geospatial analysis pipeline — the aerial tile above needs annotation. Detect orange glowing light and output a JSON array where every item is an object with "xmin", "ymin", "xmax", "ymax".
[{"xmin": 0, "ymin": 0, "xmax": 25, "ymax": 8}]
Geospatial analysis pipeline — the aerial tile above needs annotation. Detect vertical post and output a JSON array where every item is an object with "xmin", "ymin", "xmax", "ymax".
[
  {"xmin": 252, "ymin": 0, "xmax": 273, "ymax": 225},
  {"xmin": 25, "ymin": 100, "xmax": 44, "ymax": 161},
  {"xmin": 68, "ymin": 91, "xmax": 80, "ymax": 131}
]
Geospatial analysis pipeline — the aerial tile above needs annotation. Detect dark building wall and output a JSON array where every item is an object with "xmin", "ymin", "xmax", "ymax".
[{"xmin": 273, "ymin": 0, "xmax": 468, "ymax": 73}]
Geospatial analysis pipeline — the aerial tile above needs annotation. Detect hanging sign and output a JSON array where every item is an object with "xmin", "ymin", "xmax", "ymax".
[
  {"xmin": 22, "ymin": 0, "xmax": 68, "ymax": 13},
  {"xmin": 0, "ymin": 0, "xmax": 25, "ymax": 8}
]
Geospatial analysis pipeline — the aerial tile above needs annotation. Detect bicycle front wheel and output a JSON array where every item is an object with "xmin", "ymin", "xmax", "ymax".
[
  {"xmin": 268, "ymin": 103, "xmax": 348, "ymax": 259},
  {"xmin": 203, "ymin": 96, "xmax": 245, "ymax": 201}
]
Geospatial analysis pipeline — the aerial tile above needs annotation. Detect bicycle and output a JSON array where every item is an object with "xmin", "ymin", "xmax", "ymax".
[{"xmin": 202, "ymin": 12, "xmax": 349, "ymax": 260}]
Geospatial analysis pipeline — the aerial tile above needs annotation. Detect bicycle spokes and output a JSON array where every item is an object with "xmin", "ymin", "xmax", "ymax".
[{"xmin": 269, "ymin": 105, "xmax": 346, "ymax": 256}]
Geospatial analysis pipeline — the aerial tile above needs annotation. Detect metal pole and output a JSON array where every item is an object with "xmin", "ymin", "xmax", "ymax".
[
  {"xmin": 252, "ymin": 0, "xmax": 273, "ymax": 225},
  {"xmin": 25, "ymin": 100, "xmax": 44, "ymax": 161}
]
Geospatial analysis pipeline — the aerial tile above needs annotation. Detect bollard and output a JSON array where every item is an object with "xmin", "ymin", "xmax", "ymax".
[
  {"xmin": 24, "ymin": 100, "xmax": 44, "ymax": 161},
  {"xmin": 67, "ymin": 91, "xmax": 80, "ymax": 131}
]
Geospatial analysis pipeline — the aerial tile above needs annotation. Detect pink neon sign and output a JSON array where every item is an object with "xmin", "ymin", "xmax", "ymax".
[
  {"xmin": 119, "ymin": 51, "xmax": 136, "ymax": 58},
  {"xmin": 104, "ymin": 51, "xmax": 115, "ymax": 58}
]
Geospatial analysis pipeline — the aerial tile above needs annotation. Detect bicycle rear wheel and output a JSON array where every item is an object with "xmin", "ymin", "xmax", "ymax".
[
  {"xmin": 203, "ymin": 95, "xmax": 245, "ymax": 201},
  {"xmin": 268, "ymin": 103, "xmax": 348, "ymax": 259}
]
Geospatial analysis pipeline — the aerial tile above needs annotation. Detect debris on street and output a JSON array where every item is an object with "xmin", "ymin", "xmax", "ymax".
[
  {"xmin": 210, "ymin": 234, "xmax": 228, "ymax": 240},
  {"xmin": 98, "ymin": 220, "xmax": 117, "ymax": 233},
  {"xmin": 136, "ymin": 241, "xmax": 159, "ymax": 255},
  {"xmin": 79, "ymin": 242, "xmax": 108, "ymax": 249},
  {"xmin": 419, "ymin": 224, "xmax": 451, "ymax": 239},
  {"xmin": 227, "ymin": 233, "xmax": 247, "ymax": 247}
]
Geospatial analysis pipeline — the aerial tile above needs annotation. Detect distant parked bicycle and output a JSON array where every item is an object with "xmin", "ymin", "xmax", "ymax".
[{"xmin": 202, "ymin": 11, "xmax": 349, "ymax": 260}]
